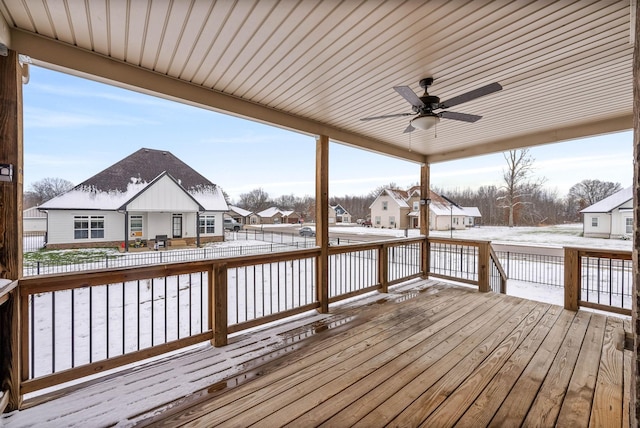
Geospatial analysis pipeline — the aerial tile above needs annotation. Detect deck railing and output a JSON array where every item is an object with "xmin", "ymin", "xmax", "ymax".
[
  {"xmin": 564, "ymin": 247, "xmax": 632, "ymax": 316},
  {"xmin": 428, "ymin": 237, "xmax": 503, "ymax": 293},
  {"xmin": 15, "ymin": 237, "xmax": 434, "ymax": 397}
]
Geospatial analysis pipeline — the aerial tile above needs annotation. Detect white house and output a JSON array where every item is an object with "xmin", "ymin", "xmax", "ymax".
[
  {"xmin": 581, "ymin": 187, "xmax": 633, "ymax": 239},
  {"xmin": 370, "ymin": 188, "xmax": 475, "ymax": 231},
  {"xmin": 39, "ymin": 148, "xmax": 228, "ymax": 249},
  {"xmin": 462, "ymin": 207, "xmax": 482, "ymax": 227}
]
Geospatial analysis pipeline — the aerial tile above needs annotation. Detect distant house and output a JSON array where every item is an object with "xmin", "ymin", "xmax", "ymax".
[
  {"xmin": 370, "ymin": 187, "xmax": 478, "ymax": 230},
  {"xmin": 369, "ymin": 188, "xmax": 411, "ymax": 229},
  {"xmin": 331, "ymin": 204, "xmax": 352, "ymax": 223},
  {"xmin": 39, "ymin": 148, "xmax": 228, "ymax": 249},
  {"xmin": 227, "ymin": 205, "xmax": 253, "ymax": 224},
  {"xmin": 23, "ymin": 206, "xmax": 47, "ymax": 233},
  {"xmin": 462, "ymin": 207, "xmax": 482, "ymax": 227},
  {"xmin": 256, "ymin": 207, "xmax": 284, "ymax": 224},
  {"xmin": 281, "ymin": 210, "xmax": 302, "ymax": 224},
  {"xmin": 581, "ymin": 187, "xmax": 632, "ymax": 238}
]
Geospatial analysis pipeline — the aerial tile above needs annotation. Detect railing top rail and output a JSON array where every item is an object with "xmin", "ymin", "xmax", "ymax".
[
  {"xmin": 327, "ymin": 236, "xmax": 425, "ymax": 255},
  {"xmin": 0, "ymin": 279, "xmax": 18, "ymax": 305},
  {"xmin": 564, "ymin": 247, "xmax": 632, "ymax": 260},
  {"xmin": 19, "ymin": 247, "xmax": 322, "ymax": 294},
  {"xmin": 489, "ymin": 247, "xmax": 508, "ymax": 279},
  {"xmin": 428, "ymin": 236, "xmax": 491, "ymax": 247}
]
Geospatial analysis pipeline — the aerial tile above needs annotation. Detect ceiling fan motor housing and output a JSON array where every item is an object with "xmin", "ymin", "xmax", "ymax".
[{"xmin": 418, "ymin": 95, "xmax": 440, "ymax": 113}]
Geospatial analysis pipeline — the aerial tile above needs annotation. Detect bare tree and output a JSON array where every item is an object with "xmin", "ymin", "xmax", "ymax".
[
  {"xmin": 497, "ymin": 149, "xmax": 546, "ymax": 227},
  {"xmin": 567, "ymin": 179, "xmax": 622, "ymax": 211},
  {"xmin": 237, "ymin": 188, "xmax": 271, "ymax": 212},
  {"xmin": 27, "ymin": 177, "xmax": 74, "ymax": 206}
]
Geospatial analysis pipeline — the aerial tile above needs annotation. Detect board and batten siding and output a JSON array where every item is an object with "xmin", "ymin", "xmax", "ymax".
[
  {"xmin": 46, "ymin": 210, "xmax": 124, "ymax": 245},
  {"xmin": 125, "ymin": 175, "xmax": 201, "ymax": 212}
]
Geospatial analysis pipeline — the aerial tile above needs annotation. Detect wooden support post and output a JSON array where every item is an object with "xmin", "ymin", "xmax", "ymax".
[
  {"xmin": 211, "ymin": 264, "xmax": 228, "ymax": 347},
  {"xmin": 0, "ymin": 49, "xmax": 23, "ymax": 412},
  {"xmin": 420, "ymin": 163, "xmax": 430, "ymax": 277},
  {"xmin": 315, "ymin": 135, "xmax": 329, "ymax": 313},
  {"xmin": 564, "ymin": 247, "xmax": 580, "ymax": 311},
  {"xmin": 379, "ymin": 245, "xmax": 388, "ymax": 293},
  {"xmin": 477, "ymin": 241, "xmax": 490, "ymax": 292},
  {"xmin": 632, "ymin": 0, "xmax": 640, "ymax": 424}
]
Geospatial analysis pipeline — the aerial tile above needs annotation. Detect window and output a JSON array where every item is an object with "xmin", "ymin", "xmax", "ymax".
[
  {"xmin": 626, "ymin": 217, "xmax": 633, "ymax": 234},
  {"xmin": 130, "ymin": 215, "xmax": 143, "ymax": 237},
  {"xmin": 91, "ymin": 216, "xmax": 105, "ymax": 238},
  {"xmin": 591, "ymin": 217, "xmax": 598, "ymax": 227},
  {"xmin": 412, "ymin": 201, "xmax": 419, "ymax": 211},
  {"xmin": 74, "ymin": 216, "xmax": 88, "ymax": 239},
  {"xmin": 375, "ymin": 216, "xmax": 381, "ymax": 225},
  {"xmin": 199, "ymin": 215, "xmax": 216, "ymax": 234},
  {"xmin": 382, "ymin": 201, "xmax": 388, "ymax": 211},
  {"xmin": 74, "ymin": 215, "xmax": 104, "ymax": 239},
  {"xmin": 389, "ymin": 216, "xmax": 395, "ymax": 227}
]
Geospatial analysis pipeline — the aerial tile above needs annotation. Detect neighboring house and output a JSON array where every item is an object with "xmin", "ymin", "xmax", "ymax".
[
  {"xmin": 369, "ymin": 188, "xmax": 411, "ymax": 229},
  {"xmin": 328, "ymin": 206, "xmax": 337, "ymax": 224},
  {"xmin": 370, "ymin": 187, "xmax": 476, "ymax": 231},
  {"xmin": 256, "ymin": 207, "xmax": 284, "ymax": 224},
  {"xmin": 331, "ymin": 204, "xmax": 352, "ymax": 223},
  {"xmin": 39, "ymin": 148, "xmax": 228, "ymax": 249},
  {"xmin": 581, "ymin": 187, "xmax": 633, "ymax": 239},
  {"xmin": 23, "ymin": 206, "xmax": 47, "ymax": 232},
  {"xmin": 227, "ymin": 205, "xmax": 253, "ymax": 224},
  {"xmin": 462, "ymin": 207, "xmax": 482, "ymax": 227},
  {"xmin": 281, "ymin": 210, "xmax": 302, "ymax": 224}
]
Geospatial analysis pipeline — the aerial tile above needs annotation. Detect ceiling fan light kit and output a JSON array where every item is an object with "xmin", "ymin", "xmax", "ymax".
[
  {"xmin": 411, "ymin": 114, "xmax": 439, "ymax": 130},
  {"xmin": 360, "ymin": 77, "xmax": 502, "ymax": 133}
]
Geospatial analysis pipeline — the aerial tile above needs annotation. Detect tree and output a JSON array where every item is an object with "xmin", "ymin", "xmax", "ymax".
[
  {"xmin": 27, "ymin": 177, "xmax": 74, "ymax": 206},
  {"xmin": 237, "ymin": 188, "xmax": 271, "ymax": 212},
  {"xmin": 496, "ymin": 149, "xmax": 546, "ymax": 227},
  {"xmin": 567, "ymin": 179, "xmax": 622, "ymax": 212}
]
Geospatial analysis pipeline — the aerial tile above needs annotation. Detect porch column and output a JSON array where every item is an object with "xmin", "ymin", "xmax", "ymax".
[
  {"xmin": 0, "ymin": 48, "xmax": 24, "ymax": 411},
  {"xmin": 420, "ymin": 163, "xmax": 430, "ymax": 277},
  {"xmin": 196, "ymin": 212, "xmax": 201, "ymax": 248},
  {"xmin": 123, "ymin": 212, "xmax": 129, "ymax": 253},
  {"xmin": 633, "ymin": 0, "xmax": 640, "ymax": 423},
  {"xmin": 315, "ymin": 135, "xmax": 329, "ymax": 313}
]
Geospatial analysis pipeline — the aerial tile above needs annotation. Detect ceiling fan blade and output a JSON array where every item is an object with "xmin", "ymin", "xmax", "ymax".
[
  {"xmin": 439, "ymin": 82, "xmax": 502, "ymax": 109},
  {"xmin": 439, "ymin": 111, "xmax": 482, "ymax": 123},
  {"xmin": 394, "ymin": 86, "xmax": 425, "ymax": 108},
  {"xmin": 360, "ymin": 112, "xmax": 414, "ymax": 121},
  {"xmin": 403, "ymin": 123, "xmax": 415, "ymax": 133}
]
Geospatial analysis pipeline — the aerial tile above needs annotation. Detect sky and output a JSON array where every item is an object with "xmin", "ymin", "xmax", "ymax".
[{"xmin": 23, "ymin": 65, "xmax": 633, "ymax": 203}]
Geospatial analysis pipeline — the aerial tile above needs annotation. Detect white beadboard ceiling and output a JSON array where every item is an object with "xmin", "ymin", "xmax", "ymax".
[{"xmin": 0, "ymin": 0, "xmax": 634, "ymax": 164}]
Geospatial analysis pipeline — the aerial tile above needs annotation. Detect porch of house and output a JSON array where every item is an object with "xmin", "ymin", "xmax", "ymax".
[{"xmin": 2, "ymin": 278, "xmax": 630, "ymax": 427}]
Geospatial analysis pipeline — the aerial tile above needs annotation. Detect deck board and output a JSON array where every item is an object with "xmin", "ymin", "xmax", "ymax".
[{"xmin": 1, "ymin": 279, "xmax": 630, "ymax": 427}]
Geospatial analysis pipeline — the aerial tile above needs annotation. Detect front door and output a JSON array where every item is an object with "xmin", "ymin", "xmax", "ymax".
[{"xmin": 172, "ymin": 214, "xmax": 182, "ymax": 238}]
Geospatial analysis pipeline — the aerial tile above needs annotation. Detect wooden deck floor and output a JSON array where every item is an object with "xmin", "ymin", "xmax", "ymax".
[{"xmin": 2, "ymin": 280, "xmax": 632, "ymax": 427}]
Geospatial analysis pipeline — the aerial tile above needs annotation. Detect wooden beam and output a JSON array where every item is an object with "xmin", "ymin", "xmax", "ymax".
[
  {"xmin": 0, "ymin": 48, "xmax": 23, "ymax": 412},
  {"xmin": 632, "ymin": 0, "xmax": 640, "ymax": 424},
  {"xmin": 420, "ymin": 164, "xmax": 430, "ymax": 277},
  {"xmin": 316, "ymin": 136, "xmax": 329, "ymax": 313},
  {"xmin": 564, "ymin": 248, "xmax": 580, "ymax": 311},
  {"xmin": 211, "ymin": 265, "xmax": 227, "ymax": 347},
  {"xmin": 10, "ymin": 31, "xmax": 424, "ymax": 165}
]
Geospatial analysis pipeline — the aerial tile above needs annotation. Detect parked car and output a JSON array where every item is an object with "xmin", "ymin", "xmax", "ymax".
[
  {"xmin": 362, "ymin": 219, "xmax": 372, "ymax": 227},
  {"xmin": 299, "ymin": 226, "xmax": 315, "ymax": 237},
  {"xmin": 224, "ymin": 218, "xmax": 242, "ymax": 231}
]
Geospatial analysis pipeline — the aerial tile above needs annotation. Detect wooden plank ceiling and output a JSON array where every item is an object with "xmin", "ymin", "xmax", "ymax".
[{"xmin": 0, "ymin": 0, "xmax": 633, "ymax": 164}]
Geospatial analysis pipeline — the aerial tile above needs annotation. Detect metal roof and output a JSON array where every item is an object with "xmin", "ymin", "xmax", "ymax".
[{"xmin": 0, "ymin": 1, "xmax": 633, "ymax": 164}]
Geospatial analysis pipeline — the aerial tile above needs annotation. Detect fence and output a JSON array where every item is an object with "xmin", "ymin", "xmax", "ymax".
[
  {"xmin": 23, "ymin": 232, "xmax": 46, "ymax": 252},
  {"xmin": 23, "ymin": 241, "xmax": 315, "ymax": 276},
  {"xmin": 495, "ymin": 249, "xmax": 564, "ymax": 286}
]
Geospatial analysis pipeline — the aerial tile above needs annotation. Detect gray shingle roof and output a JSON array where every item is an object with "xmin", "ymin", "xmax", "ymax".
[{"xmin": 79, "ymin": 148, "xmax": 215, "ymax": 192}]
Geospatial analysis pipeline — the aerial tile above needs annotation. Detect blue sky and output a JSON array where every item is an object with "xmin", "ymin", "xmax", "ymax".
[{"xmin": 23, "ymin": 66, "xmax": 633, "ymax": 202}]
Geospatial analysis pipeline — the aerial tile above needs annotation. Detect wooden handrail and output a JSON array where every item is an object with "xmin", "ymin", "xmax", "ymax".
[
  {"xmin": 0, "ymin": 279, "xmax": 18, "ymax": 306},
  {"xmin": 489, "ymin": 246, "xmax": 508, "ymax": 294}
]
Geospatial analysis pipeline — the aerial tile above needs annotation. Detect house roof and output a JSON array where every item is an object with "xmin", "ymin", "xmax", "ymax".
[
  {"xmin": 39, "ymin": 149, "xmax": 228, "ymax": 211},
  {"xmin": 370, "ymin": 189, "xmax": 411, "ymax": 210},
  {"xmin": 228, "ymin": 205, "xmax": 253, "ymax": 217},
  {"xmin": 257, "ymin": 207, "xmax": 283, "ymax": 218},
  {"xmin": 580, "ymin": 187, "xmax": 633, "ymax": 213},
  {"xmin": 23, "ymin": 206, "xmax": 46, "ymax": 218},
  {"xmin": 462, "ymin": 207, "xmax": 482, "ymax": 218},
  {"xmin": 78, "ymin": 148, "xmax": 214, "ymax": 192},
  {"xmin": 2, "ymin": 2, "xmax": 631, "ymax": 164}
]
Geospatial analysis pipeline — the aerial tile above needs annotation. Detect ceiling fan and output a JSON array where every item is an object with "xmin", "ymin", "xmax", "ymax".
[{"xmin": 360, "ymin": 78, "xmax": 502, "ymax": 133}]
